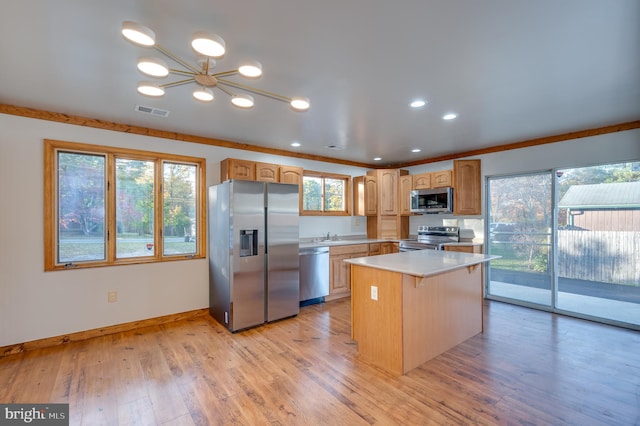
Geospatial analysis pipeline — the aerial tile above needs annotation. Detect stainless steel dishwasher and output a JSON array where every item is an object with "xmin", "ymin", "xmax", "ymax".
[{"xmin": 299, "ymin": 246, "xmax": 330, "ymax": 304}]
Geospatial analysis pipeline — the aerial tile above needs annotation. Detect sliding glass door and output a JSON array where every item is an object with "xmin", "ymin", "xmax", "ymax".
[
  {"xmin": 486, "ymin": 173, "xmax": 553, "ymax": 307},
  {"xmin": 555, "ymin": 163, "xmax": 640, "ymax": 326},
  {"xmin": 486, "ymin": 162, "xmax": 640, "ymax": 329}
]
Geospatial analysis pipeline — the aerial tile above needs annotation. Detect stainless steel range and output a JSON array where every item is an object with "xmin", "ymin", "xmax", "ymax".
[{"xmin": 399, "ymin": 226, "xmax": 460, "ymax": 251}]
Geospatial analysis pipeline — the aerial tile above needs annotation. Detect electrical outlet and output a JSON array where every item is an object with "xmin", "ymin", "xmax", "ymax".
[
  {"xmin": 108, "ymin": 291, "xmax": 117, "ymax": 303},
  {"xmin": 355, "ymin": 218, "xmax": 362, "ymax": 226},
  {"xmin": 371, "ymin": 285, "xmax": 378, "ymax": 301}
]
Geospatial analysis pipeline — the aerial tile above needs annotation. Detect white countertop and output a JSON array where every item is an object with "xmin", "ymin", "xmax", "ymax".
[
  {"xmin": 344, "ymin": 250, "xmax": 499, "ymax": 278},
  {"xmin": 299, "ymin": 238, "xmax": 395, "ymax": 249}
]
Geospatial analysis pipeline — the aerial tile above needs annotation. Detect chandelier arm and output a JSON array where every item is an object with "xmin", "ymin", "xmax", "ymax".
[
  {"xmin": 169, "ymin": 68, "xmax": 197, "ymax": 77},
  {"xmin": 160, "ymin": 78, "xmax": 196, "ymax": 89},
  {"xmin": 153, "ymin": 43, "xmax": 201, "ymax": 74},
  {"xmin": 217, "ymin": 79, "xmax": 292, "ymax": 103},
  {"xmin": 212, "ymin": 70, "xmax": 240, "ymax": 78}
]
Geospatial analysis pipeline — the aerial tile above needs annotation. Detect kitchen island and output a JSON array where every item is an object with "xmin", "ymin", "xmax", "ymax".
[{"xmin": 345, "ymin": 250, "xmax": 498, "ymax": 375}]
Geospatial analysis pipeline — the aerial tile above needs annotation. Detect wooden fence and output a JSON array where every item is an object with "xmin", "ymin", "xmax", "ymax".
[{"xmin": 557, "ymin": 230, "xmax": 640, "ymax": 285}]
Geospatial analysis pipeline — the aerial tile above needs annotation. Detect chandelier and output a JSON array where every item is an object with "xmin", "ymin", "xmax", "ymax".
[{"xmin": 121, "ymin": 21, "xmax": 310, "ymax": 111}]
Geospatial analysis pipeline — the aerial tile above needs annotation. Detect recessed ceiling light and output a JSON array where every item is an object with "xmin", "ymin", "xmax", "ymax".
[
  {"xmin": 411, "ymin": 148, "xmax": 421, "ymax": 153},
  {"xmin": 443, "ymin": 113, "xmax": 457, "ymax": 120},
  {"xmin": 410, "ymin": 100, "xmax": 426, "ymax": 108},
  {"xmin": 373, "ymin": 157, "xmax": 382, "ymax": 161},
  {"xmin": 290, "ymin": 142, "xmax": 301, "ymax": 147}
]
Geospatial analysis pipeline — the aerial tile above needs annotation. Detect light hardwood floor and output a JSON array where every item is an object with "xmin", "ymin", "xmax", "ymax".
[{"xmin": 1, "ymin": 299, "xmax": 639, "ymax": 425}]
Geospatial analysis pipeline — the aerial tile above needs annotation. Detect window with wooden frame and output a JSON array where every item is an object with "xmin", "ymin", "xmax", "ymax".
[
  {"xmin": 44, "ymin": 139, "xmax": 206, "ymax": 271},
  {"xmin": 302, "ymin": 171, "xmax": 351, "ymax": 216}
]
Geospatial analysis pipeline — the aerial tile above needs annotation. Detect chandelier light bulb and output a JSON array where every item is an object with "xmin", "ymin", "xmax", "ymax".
[
  {"xmin": 290, "ymin": 97, "xmax": 310, "ymax": 111},
  {"xmin": 238, "ymin": 61, "xmax": 263, "ymax": 78},
  {"xmin": 197, "ymin": 56, "xmax": 217, "ymax": 72},
  {"xmin": 137, "ymin": 82, "xmax": 164, "ymax": 97},
  {"xmin": 137, "ymin": 57, "xmax": 169, "ymax": 77},
  {"xmin": 193, "ymin": 88, "xmax": 214, "ymax": 102},
  {"xmin": 121, "ymin": 21, "xmax": 156, "ymax": 46},
  {"xmin": 231, "ymin": 94, "xmax": 254, "ymax": 108},
  {"xmin": 191, "ymin": 31, "xmax": 226, "ymax": 58}
]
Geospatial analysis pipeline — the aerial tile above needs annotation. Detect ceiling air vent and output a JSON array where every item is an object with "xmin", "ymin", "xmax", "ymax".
[{"xmin": 134, "ymin": 105, "xmax": 170, "ymax": 118}]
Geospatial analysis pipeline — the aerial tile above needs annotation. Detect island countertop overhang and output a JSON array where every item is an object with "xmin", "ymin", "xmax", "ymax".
[{"xmin": 344, "ymin": 250, "xmax": 500, "ymax": 278}]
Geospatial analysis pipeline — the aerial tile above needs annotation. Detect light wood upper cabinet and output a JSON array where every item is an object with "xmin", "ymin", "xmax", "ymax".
[
  {"xmin": 413, "ymin": 170, "xmax": 452, "ymax": 189},
  {"xmin": 353, "ymin": 176, "xmax": 365, "ymax": 216},
  {"xmin": 453, "ymin": 159, "xmax": 481, "ymax": 215},
  {"xmin": 368, "ymin": 169, "xmax": 405, "ymax": 215},
  {"xmin": 353, "ymin": 175, "xmax": 378, "ymax": 216},
  {"xmin": 399, "ymin": 174, "xmax": 412, "ymax": 216},
  {"xmin": 279, "ymin": 165, "xmax": 303, "ymax": 186},
  {"xmin": 413, "ymin": 172, "xmax": 431, "ymax": 190},
  {"xmin": 255, "ymin": 162, "xmax": 279, "ymax": 182},
  {"xmin": 431, "ymin": 170, "xmax": 452, "ymax": 188},
  {"xmin": 365, "ymin": 169, "xmax": 409, "ymax": 239},
  {"xmin": 220, "ymin": 158, "xmax": 255, "ymax": 181},
  {"xmin": 379, "ymin": 169, "xmax": 398, "ymax": 215},
  {"xmin": 364, "ymin": 176, "xmax": 377, "ymax": 216}
]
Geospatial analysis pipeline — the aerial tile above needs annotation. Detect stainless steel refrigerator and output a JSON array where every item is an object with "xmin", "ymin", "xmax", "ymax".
[{"xmin": 208, "ymin": 180, "xmax": 300, "ymax": 332}]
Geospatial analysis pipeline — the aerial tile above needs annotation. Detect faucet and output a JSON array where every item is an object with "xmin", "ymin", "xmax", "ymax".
[{"xmin": 326, "ymin": 232, "xmax": 331, "ymax": 240}]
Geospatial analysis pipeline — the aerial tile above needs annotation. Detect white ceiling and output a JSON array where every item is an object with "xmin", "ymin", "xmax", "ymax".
[{"xmin": 1, "ymin": 0, "xmax": 639, "ymax": 166}]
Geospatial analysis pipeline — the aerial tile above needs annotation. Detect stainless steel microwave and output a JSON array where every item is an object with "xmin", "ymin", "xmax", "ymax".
[{"xmin": 410, "ymin": 187, "xmax": 454, "ymax": 214}]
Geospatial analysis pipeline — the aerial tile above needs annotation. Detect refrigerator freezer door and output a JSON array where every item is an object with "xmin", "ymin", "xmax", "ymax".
[
  {"xmin": 266, "ymin": 183, "xmax": 300, "ymax": 322},
  {"xmin": 230, "ymin": 180, "xmax": 267, "ymax": 330}
]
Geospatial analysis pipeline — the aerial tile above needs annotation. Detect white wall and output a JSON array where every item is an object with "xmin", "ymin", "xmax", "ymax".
[
  {"xmin": 0, "ymin": 113, "xmax": 367, "ymax": 346},
  {"xmin": 405, "ymin": 129, "xmax": 640, "ymax": 239},
  {"xmin": 1, "ymin": 112, "xmax": 638, "ymax": 346}
]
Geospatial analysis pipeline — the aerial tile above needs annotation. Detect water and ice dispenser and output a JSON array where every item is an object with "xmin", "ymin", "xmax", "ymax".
[{"xmin": 239, "ymin": 229, "xmax": 258, "ymax": 257}]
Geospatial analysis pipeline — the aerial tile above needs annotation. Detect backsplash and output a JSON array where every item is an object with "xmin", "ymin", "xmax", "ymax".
[
  {"xmin": 299, "ymin": 216, "xmax": 366, "ymax": 239},
  {"xmin": 409, "ymin": 215, "xmax": 485, "ymax": 240},
  {"xmin": 299, "ymin": 215, "xmax": 484, "ymax": 240}
]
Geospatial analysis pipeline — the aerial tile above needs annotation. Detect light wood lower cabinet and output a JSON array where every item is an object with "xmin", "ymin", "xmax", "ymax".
[
  {"xmin": 368, "ymin": 241, "xmax": 398, "ymax": 256},
  {"xmin": 443, "ymin": 244, "xmax": 482, "ymax": 254},
  {"xmin": 381, "ymin": 241, "xmax": 399, "ymax": 254},
  {"xmin": 327, "ymin": 243, "xmax": 371, "ymax": 300}
]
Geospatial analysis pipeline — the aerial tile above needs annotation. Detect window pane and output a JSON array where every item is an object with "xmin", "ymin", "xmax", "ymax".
[
  {"xmin": 303, "ymin": 176, "xmax": 322, "ymax": 211},
  {"xmin": 116, "ymin": 158, "xmax": 155, "ymax": 258},
  {"xmin": 163, "ymin": 163, "xmax": 197, "ymax": 255},
  {"xmin": 324, "ymin": 178, "xmax": 345, "ymax": 211},
  {"xmin": 57, "ymin": 152, "xmax": 106, "ymax": 263}
]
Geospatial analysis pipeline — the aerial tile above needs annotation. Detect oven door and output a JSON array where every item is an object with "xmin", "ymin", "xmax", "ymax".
[{"xmin": 399, "ymin": 240, "xmax": 441, "ymax": 252}]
